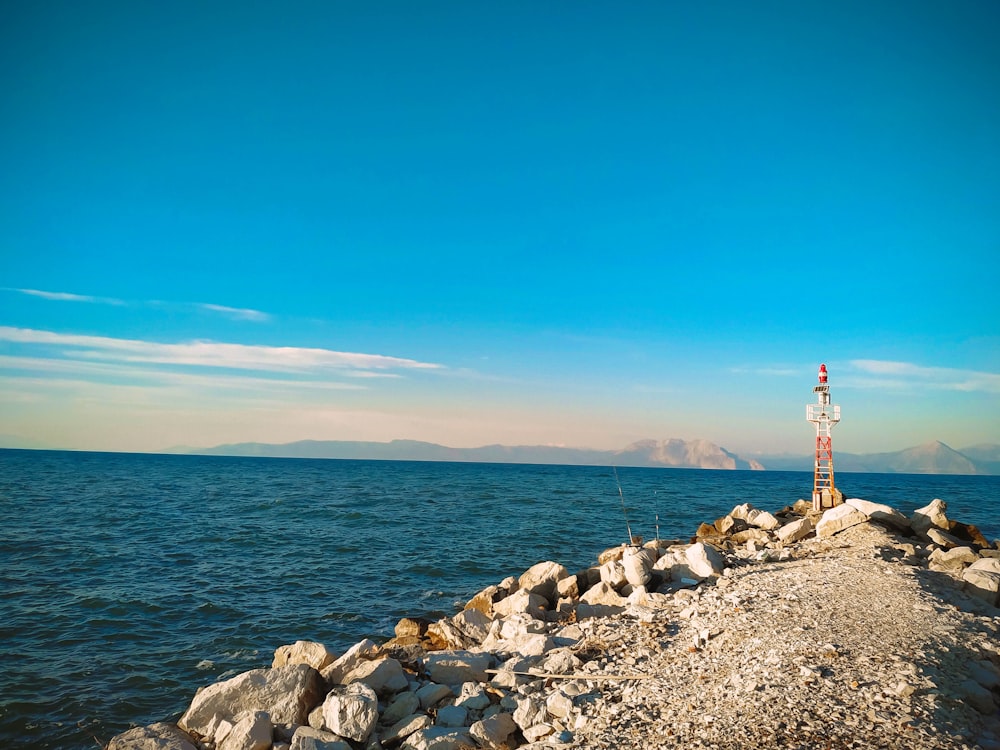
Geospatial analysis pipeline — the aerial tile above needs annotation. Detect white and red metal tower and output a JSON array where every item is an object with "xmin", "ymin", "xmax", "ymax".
[{"xmin": 806, "ymin": 364, "xmax": 842, "ymax": 511}]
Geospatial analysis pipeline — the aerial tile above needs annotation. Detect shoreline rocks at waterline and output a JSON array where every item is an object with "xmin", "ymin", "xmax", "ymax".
[{"xmin": 107, "ymin": 497, "xmax": 1000, "ymax": 750}]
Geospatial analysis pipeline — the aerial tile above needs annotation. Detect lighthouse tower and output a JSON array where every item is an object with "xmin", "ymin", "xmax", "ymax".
[{"xmin": 806, "ymin": 364, "xmax": 842, "ymax": 511}]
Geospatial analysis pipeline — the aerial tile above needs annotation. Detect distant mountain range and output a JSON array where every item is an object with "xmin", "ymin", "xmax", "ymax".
[
  {"xmin": 180, "ymin": 438, "xmax": 1000, "ymax": 475},
  {"xmin": 183, "ymin": 438, "xmax": 763, "ymax": 469},
  {"xmin": 758, "ymin": 440, "xmax": 998, "ymax": 475}
]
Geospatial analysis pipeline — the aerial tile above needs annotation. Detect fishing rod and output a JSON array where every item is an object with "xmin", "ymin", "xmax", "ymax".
[{"xmin": 612, "ymin": 466, "xmax": 636, "ymax": 545}]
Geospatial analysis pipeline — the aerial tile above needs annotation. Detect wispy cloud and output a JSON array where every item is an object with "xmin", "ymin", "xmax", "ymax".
[
  {"xmin": 0, "ymin": 327, "xmax": 443, "ymax": 374},
  {"xmin": 6, "ymin": 287, "xmax": 271, "ymax": 322},
  {"xmin": 7, "ymin": 287, "xmax": 126, "ymax": 305},
  {"xmin": 197, "ymin": 303, "xmax": 271, "ymax": 322},
  {"xmin": 849, "ymin": 359, "xmax": 1000, "ymax": 393}
]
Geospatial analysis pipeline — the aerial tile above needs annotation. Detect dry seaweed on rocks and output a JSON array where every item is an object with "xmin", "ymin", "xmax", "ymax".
[{"xmin": 106, "ymin": 497, "xmax": 1000, "ymax": 750}]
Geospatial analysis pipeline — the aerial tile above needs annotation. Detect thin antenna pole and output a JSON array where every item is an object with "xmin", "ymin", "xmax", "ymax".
[{"xmin": 613, "ymin": 466, "xmax": 635, "ymax": 544}]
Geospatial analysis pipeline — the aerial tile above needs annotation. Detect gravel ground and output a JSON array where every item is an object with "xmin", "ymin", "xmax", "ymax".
[{"xmin": 561, "ymin": 523, "xmax": 1000, "ymax": 750}]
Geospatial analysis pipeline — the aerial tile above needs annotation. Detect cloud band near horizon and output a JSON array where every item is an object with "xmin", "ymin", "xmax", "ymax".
[{"xmin": 0, "ymin": 327, "xmax": 444, "ymax": 374}]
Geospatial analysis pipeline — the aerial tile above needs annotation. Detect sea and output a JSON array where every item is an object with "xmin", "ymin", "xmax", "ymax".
[{"xmin": 1, "ymin": 449, "xmax": 998, "ymax": 749}]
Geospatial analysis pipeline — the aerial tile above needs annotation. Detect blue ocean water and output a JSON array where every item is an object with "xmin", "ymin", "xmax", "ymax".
[{"xmin": 1, "ymin": 450, "xmax": 997, "ymax": 749}]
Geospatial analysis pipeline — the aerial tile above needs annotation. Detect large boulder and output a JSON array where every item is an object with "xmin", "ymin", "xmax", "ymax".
[
  {"xmin": 107, "ymin": 723, "xmax": 198, "ymax": 750},
  {"xmin": 464, "ymin": 584, "xmax": 503, "ymax": 617},
  {"xmin": 730, "ymin": 529, "xmax": 770, "ymax": 545},
  {"xmin": 518, "ymin": 561, "xmax": 569, "ymax": 603},
  {"xmin": 910, "ymin": 499, "xmax": 950, "ymax": 536},
  {"xmin": 962, "ymin": 558, "xmax": 1000, "ymax": 606},
  {"xmin": 470, "ymin": 712, "xmax": 517, "ymax": 748},
  {"xmin": 416, "ymin": 682, "xmax": 454, "ymax": 709},
  {"xmin": 948, "ymin": 521, "xmax": 991, "ymax": 548},
  {"xmin": 579, "ymin": 581, "xmax": 626, "ymax": 608},
  {"xmin": 401, "ymin": 726, "xmax": 475, "ymax": 750},
  {"xmin": 382, "ymin": 713, "xmax": 434, "ymax": 745},
  {"xmin": 928, "ymin": 546, "xmax": 980, "ymax": 572},
  {"xmin": 290, "ymin": 726, "xmax": 353, "ymax": 750},
  {"xmin": 322, "ymin": 683, "xmax": 379, "ymax": 743},
  {"xmin": 479, "ymin": 616, "xmax": 555, "ymax": 656},
  {"xmin": 424, "ymin": 650, "xmax": 492, "ymax": 684},
  {"xmin": 321, "ymin": 639, "xmax": 379, "ymax": 685},
  {"xmin": 714, "ymin": 514, "xmax": 747, "ymax": 535},
  {"xmin": 926, "ymin": 527, "xmax": 964, "ymax": 549},
  {"xmin": 776, "ymin": 516, "xmax": 813, "ymax": 544},
  {"xmin": 492, "ymin": 589, "xmax": 547, "ymax": 620},
  {"xmin": 342, "ymin": 656, "xmax": 409, "ymax": 695},
  {"xmin": 598, "ymin": 560, "xmax": 627, "ymax": 589},
  {"xmin": 426, "ymin": 609, "xmax": 492, "ymax": 650},
  {"xmin": 684, "ymin": 543, "xmax": 725, "ymax": 578},
  {"xmin": 815, "ymin": 504, "xmax": 868, "ymax": 538},
  {"xmin": 179, "ymin": 664, "xmax": 324, "ymax": 736},
  {"xmin": 844, "ymin": 498, "xmax": 910, "ymax": 530},
  {"xmin": 381, "ymin": 691, "xmax": 421, "ymax": 726},
  {"xmin": 747, "ymin": 510, "xmax": 781, "ymax": 531},
  {"xmin": 217, "ymin": 711, "xmax": 271, "ymax": 750},
  {"xmin": 273, "ymin": 641, "xmax": 335, "ymax": 671}
]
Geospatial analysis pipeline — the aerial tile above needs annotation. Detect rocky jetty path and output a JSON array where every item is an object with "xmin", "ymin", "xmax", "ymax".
[{"xmin": 107, "ymin": 498, "xmax": 1000, "ymax": 750}]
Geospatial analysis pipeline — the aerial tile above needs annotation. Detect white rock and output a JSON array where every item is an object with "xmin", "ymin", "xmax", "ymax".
[
  {"xmin": 545, "ymin": 690, "xmax": 574, "ymax": 719},
  {"xmin": 452, "ymin": 682, "xmax": 490, "ymax": 711},
  {"xmin": 910, "ymin": 498, "xmax": 949, "ymax": 536},
  {"xmin": 416, "ymin": 682, "xmax": 454, "ymax": 709},
  {"xmin": 928, "ymin": 546, "xmax": 979, "ymax": 570},
  {"xmin": 518, "ymin": 561, "xmax": 569, "ymax": 603},
  {"xmin": 401, "ymin": 727, "xmax": 475, "ymax": 750},
  {"xmin": 776, "ymin": 517, "xmax": 813, "ymax": 544},
  {"xmin": 730, "ymin": 503, "xmax": 755, "ymax": 521},
  {"xmin": 218, "ymin": 711, "xmax": 272, "ymax": 750},
  {"xmin": 322, "ymin": 683, "xmax": 378, "ymax": 743},
  {"xmin": 730, "ymin": 528, "xmax": 771, "ymax": 545},
  {"xmin": 381, "ymin": 691, "xmax": 420, "ymax": 725},
  {"xmin": 815, "ymin": 504, "xmax": 867, "ymax": 538},
  {"xmin": 844, "ymin": 498, "xmax": 910, "ymax": 530},
  {"xmin": 289, "ymin": 726, "xmax": 352, "ymax": 750},
  {"xmin": 926, "ymin": 527, "xmax": 963, "ymax": 549},
  {"xmin": 382, "ymin": 714, "xmax": 434, "ymax": 745},
  {"xmin": 748, "ymin": 510, "xmax": 781, "ymax": 530},
  {"xmin": 580, "ymin": 581, "xmax": 626, "ymax": 607},
  {"xmin": 179, "ymin": 664, "xmax": 324, "ymax": 736},
  {"xmin": 510, "ymin": 633, "xmax": 557, "ymax": 658},
  {"xmin": 598, "ymin": 560, "xmax": 627, "ymax": 589},
  {"xmin": 452, "ymin": 608, "xmax": 492, "ymax": 641},
  {"xmin": 343, "ymin": 656, "xmax": 409, "ymax": 695},
  {"xmin": 684, "ymin": 543, "xmax": 725, "ymax": 578},
  {"xmin": 424, "ymin": 651, "xmax": 492, "ymax": 684},
  {"xmin": 523, "ymin": 723, "xmax": 555, "ymax": 742},
  {"xmin": 969, "ymin": 558, "xmax": 1000, "ymax": 574},
  {"xmin": 469, "ymin": 713, "xmax": 517, "ymax": 747},
  {"xmin": 436, "ymin": 704, "xmax": 468, "ymax": 727},
  {"xmin": 652, "ymin": 551, "xmax": 678, "ymax": 572},
  {"xmin": 106, "ymin": 723, "xmax": 199, "ymax": 750},
  {"xmin": 963, "ymin": 558, "xmax": 1000, "ymax": 605},
  {"xmin": 273, "ymin": 641, "xmax": 335, "ymax": 671},
  {"xmin": 556, "ymin": 575, "xmax": 579, "ymax": 599},
  {"xmin": 492, "ymin": 589, "xmax": 548, "ymax": 620},
  {"xmin": 321, "ymin": 639, "xmax": 379, "ymax": 685},
  {"xmin": 512, "ymin": 695, "xmax": 545, "ymax": 731},
  {"xmin": 538, "ymin": 648, "xmax": 582, "ymax": 676}
]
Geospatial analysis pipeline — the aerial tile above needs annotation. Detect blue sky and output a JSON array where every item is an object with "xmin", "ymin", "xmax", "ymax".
[{"xmin": 1, "ymin": 1, "xmax": 998, "ymax": 456}]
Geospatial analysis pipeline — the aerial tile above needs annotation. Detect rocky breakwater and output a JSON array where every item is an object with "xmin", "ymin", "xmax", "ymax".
[{"xmin": 108, "ymin": 497, "xmax": 1000, "ymax": 750}]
